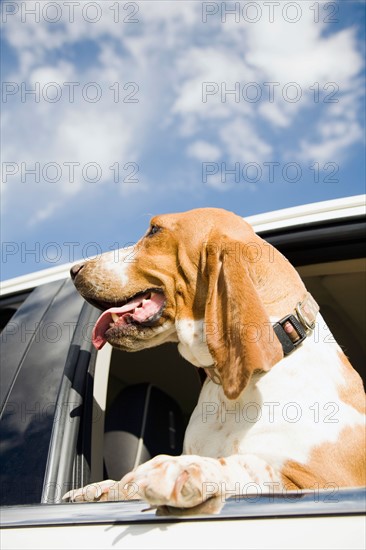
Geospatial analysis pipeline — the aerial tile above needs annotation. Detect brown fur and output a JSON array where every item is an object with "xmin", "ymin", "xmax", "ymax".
[
  {"xmin": 337, "ymin": 351, "xmax": 366, "ymax": 415},
  {"xmin": 282, "ymin": 425, "xmax": 366, "ymax": 490}
]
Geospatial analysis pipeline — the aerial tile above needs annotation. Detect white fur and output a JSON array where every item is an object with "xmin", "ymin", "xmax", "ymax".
[
  {"xmin": 175, "ymin": 318, "xmax": 213, "ymax": 367},
  {"xmin": 98, "ymin": 246, "xmax": 135, "ymax": 288}
]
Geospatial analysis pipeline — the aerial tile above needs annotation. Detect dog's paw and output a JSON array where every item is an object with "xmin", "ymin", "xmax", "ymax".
[
  {"xmin": 63, "ymin": 455, "xmax": 225, "ymax": 507},
  {"xmin": 63, "ymin": 479, "xmax": 119, "ymax": 502},
  {"xmin": 63, "ymin": 475, "xmax": 141, "ymax": 503},
  {"xmin": 121, "ymin": 454, "xmax": 223, "ymax": 508}
]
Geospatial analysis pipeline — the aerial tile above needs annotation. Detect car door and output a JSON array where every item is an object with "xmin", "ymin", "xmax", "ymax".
[{"xmin": 0, "ymin": 278, "xmax": 98, "ymax": 505}]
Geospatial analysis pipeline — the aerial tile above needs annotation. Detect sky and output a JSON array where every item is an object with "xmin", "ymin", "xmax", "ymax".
[{"xmin": 1, "ymin": 0, "xmax": 365, "ymax": 280}]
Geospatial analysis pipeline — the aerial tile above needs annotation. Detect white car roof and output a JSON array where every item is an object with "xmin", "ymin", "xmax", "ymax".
[
  {"xmin": 245, "ymin": 193, "xmax": 365, "ymax": 232},
  {"xmin": 1, "ymin": 194, "xmax": 365, "ymax": 296}
]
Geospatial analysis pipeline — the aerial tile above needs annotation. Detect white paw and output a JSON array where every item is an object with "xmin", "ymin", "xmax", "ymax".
[
  {"xmin": 122, "ymin": 454, "xmax": 223, "ymax": 508},
  {"xmin": 63, "ymin": 479, "xmax": 118, "ymax": 502},
  {"xmin": 63, "ymin": 455, "xmax": 225, "ymax": 508}
]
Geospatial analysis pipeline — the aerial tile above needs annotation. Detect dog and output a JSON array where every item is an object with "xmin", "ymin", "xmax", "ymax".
[{"xmin": 64, "ymin": 208, "xmax": 365, "ymax": 509}]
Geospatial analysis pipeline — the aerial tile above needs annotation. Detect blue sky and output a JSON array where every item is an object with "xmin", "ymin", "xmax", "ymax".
[{"xmin": 1, "ymin": 0, "xmax": 365, "ymax": 280}]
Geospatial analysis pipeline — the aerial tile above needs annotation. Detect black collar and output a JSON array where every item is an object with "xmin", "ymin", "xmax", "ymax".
[{"xmin": 273, "ymin": 293, "xmax": 319, "ymax": 356}]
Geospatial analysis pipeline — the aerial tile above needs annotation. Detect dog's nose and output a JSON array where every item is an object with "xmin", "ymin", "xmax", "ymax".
[{"xmin": 70, "ymin": 262, "xmax": 84, "ymax": 280}]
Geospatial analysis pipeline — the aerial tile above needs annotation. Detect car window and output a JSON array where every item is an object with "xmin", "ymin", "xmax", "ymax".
[
  {"xmin": 0, "ymin": 280, "xmax": 86, "ymax": 505},
  {"xmin": 0, "ymin": 291, "xmax": 31, "ymax": 332},
  {"xmin": 1, "ymin": 216, "xmax": 365, "ymax": 515}
]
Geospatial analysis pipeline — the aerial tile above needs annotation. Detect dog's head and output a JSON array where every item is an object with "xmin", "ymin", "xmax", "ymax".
[{"xmin": 71, "ymin": 208, "xmax": 306, "ymax": 398}]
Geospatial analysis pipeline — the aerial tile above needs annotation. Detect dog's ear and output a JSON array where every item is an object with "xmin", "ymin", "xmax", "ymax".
[{"xmin": 204, "ymin": 237, "xmax": 283, "ymax": 400}]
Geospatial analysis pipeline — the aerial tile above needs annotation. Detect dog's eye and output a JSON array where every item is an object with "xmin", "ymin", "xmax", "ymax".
[{"xmin": 146, "ymin": 225, "xmax": 161, "ymax": 237}]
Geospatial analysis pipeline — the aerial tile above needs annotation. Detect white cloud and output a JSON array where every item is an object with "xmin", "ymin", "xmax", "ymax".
[
  {"xmin": 187, "ymin": 140, "xmax": 221, "ymax": 162},
  {"xmin": 29, "ymin": 202, "xmax": 59, "ymax": 227},
  {"xmin": 297, "ymin": 120, "xmax": 364, "ymax": 164},
  {"xmin": 219, "ymin": 119, "xmax": 273, "ymax": 164},
  {"xmin": 169, "ymin": 7, "xmax": 364, "ymax": 166},
  {"xmin": 172, "ymin": 47, "xmax": 256, "ymax": 120},
  {"xmin": 258, "ymin": 102, "xmax": 290, "ymax": 128}
]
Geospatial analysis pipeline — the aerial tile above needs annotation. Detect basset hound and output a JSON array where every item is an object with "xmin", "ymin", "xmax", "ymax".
[{"xmin": 65, "ymin": 208, "xmax": 366, "ymax": 510}]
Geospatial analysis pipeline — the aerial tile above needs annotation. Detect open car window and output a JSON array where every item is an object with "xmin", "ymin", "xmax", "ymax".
[{"xmin": 0, "ymin": 207, "xmax": 365, "ymax": 528}]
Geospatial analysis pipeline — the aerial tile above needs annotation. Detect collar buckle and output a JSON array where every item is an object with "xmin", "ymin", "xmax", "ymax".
[
  {"xmin": 273, "ymin": 313, "xmax": 307, "ymax": 355},
  {"xmin": 295, "ymin": 298, "xmax": 318, "ymax": 332},
  {"xmin": 273, "ymin": 292, "xmax": 319, "ymax": 356}
]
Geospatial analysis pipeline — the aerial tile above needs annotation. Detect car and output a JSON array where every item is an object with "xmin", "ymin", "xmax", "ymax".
[{"xmin": 1, "ymin": 195, "xmax": 365, "ymax": 550}]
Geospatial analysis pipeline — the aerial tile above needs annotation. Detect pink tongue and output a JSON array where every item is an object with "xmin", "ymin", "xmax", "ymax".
[{"xmin": 92, "ymin": 292, "xmax": 165, "ymax": 350}]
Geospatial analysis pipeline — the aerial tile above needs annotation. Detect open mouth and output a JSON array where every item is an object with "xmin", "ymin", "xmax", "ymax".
[{"xmin": 92, "ymin": 289, "xmax": 166, "ymax": 350}]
